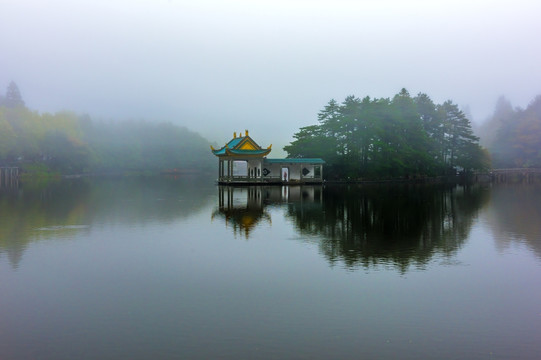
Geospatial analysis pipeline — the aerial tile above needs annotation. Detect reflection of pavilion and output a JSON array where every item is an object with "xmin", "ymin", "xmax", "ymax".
[
  {"xmin": 212, "ymin": 185, "xmax": 323, "ymax": 238},
  {"xmin": 211, "ymin": 130, "xmax": 324, "ymax": 184},
  {"xmin": 0, "ymin": 167, "xmax": 19, "ymax": 190}
]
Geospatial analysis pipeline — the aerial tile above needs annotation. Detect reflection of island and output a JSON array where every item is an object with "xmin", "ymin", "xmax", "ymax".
[
  {"xmin": 0, "ymin": 176, "xmax": 215, "ymax": 268},
  {"xmin": 285, "ymin": 184, "xmax": 489, "ymax": 272},
  {"xmin": 212, "ymin": 186, "xmax": 323, "ymax": 238},
  {"xmin": 215, "ymin": 184, "xmax": 489, "ymax": 272},
  {"xmin": 486, "ymin": 184, "xmax": 541, "ymax": 258}
]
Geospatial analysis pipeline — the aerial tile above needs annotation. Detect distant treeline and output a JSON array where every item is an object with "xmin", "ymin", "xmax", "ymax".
[
  {"xmin": 5, "ymin": 79, "xmax": 540, "ymax": 180},
  {"xmin": 0, "ymin": 82, "xmax": 214, "ymax": 175},
  {"xmin": 284, "ymin": 89, "xmax": 490, "ymax": 180},
  {"xmin": 478, "ymin": 95, "xmax": 541, "ymax": 168}
]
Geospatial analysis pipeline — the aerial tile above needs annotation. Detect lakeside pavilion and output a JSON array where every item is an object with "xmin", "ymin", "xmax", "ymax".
[{"xmin": 211, "ymin": 130, "xmax": 325, "ymax": 184}]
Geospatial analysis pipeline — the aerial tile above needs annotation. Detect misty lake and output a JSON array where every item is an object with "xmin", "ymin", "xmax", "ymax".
[{"xmin": 1, "ymin": 177, "xmax": 540, "ymax": 359}]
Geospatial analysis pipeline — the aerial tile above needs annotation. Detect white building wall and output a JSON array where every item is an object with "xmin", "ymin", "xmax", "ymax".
[
  {"xmin": 247, "ymin": 159, "xmax": 263, "ymax": 178},
  {"xmin": 262, "ymin": 163, "xmax": 281, "ymax": 179},
  {"xmin": 261, "ymin": 160, "xmax": 323, "ymax": 182},
  {"xmin": 289, "ymin": 165, "xmax": 300, "ymax": 180}
]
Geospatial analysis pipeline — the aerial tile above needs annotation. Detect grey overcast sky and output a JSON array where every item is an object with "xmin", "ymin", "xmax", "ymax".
[{"xmin": 1, "ymin": 0, "xmax": 540, "ymax": 154}]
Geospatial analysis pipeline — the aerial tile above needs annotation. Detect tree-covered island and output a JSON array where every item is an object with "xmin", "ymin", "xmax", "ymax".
[{"xmin": 284, "ymin": 89, "xmax": 491, "ymax": 180}]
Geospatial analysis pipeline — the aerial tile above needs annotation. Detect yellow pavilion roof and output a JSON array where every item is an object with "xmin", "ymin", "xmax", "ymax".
[{"xmin": 211, "ymin": 130, "xmax": 272, "ymax": 158}]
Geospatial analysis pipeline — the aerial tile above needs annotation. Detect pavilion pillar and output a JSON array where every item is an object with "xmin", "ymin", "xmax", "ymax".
[
  {"xmin": 221, "ymin": 160, "xmax": 224, "ymax": 180},
  {"xmin": 222, "ymin": 160, "xmax": 226, "ymax": 180}
]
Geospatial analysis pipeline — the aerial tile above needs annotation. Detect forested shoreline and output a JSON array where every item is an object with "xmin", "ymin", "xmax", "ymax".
[
  {"xmin": 2, "ymin": 81, "xmax": 541, "ymax": 181},
  {"xmin": 0, "ymin": 82, "xmax": 214, "ymax": 177}
]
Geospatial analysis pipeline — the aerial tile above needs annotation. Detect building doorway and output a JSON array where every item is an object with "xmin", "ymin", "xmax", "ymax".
[{"xmin": 281, "ymin": 167, "xmax": 289, "ymax": 182}]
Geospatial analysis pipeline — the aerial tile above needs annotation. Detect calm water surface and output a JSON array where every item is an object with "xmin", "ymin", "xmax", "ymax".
[{"xmin": 0, "ymin": 178, "xmax": 540, "ymax": 359}]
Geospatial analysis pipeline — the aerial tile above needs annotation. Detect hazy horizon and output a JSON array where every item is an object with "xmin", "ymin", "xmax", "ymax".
[{"xmin": 2, "ymin": 0, "xmax": 540, "ymax": 155}]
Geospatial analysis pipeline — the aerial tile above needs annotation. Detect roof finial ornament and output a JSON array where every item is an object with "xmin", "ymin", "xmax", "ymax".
[
  {"xmin": 245, "ymin": 129, "xmax": 249, "ymax": 137},
  {"xmin": 233, "ymin": 132, "xmax": 236, "ymax": 138}
]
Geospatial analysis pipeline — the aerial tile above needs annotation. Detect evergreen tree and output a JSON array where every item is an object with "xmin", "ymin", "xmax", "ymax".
[
  {"xmin": 317, "ymin": 99, "xmax": 343, "ymax": 156},
  {"xmin": 414, "ymin": 93, "xmax": 445, "ymax": 172},
  {"xmin": 479, "ymin": 96, "xmax": 514, "ymax": 148},
  {"xmin": 437, "ymin": 100, "xmax": 482, "ymax": 172},
  {"xmin": 491, "ymin": 96, "xmax": 541, "ymax": 168},
  {"xmin": 391, "ymin": 89, "xmax": 434, "ymax": 175},
  {"xmin": 5, "ymin": 81, "xmax": 25, "ymax": 108},
  {"xmin": 338, "ymin": 95, "xmax": 362, "ymax": 176}
]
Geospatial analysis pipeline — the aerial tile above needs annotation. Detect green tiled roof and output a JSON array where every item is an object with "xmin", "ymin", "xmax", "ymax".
[
  {"xmin": 212, "ymin": 134, "xmax": 271, "ymax": 157},
  {"xmin": 226, "ymin": 137, "xmax": 245, "ymax": 148},
  {"xmin": 264, "ymin": 158, "xmax": 325, "ymax": 164},
  {"xmin": 212, "ymin": 148, "xmax": 227, "ymax": 155},
  {"xmin": 212, "ymin": 136, "xmax": 249, "ymax": 155},
  {"xmin": 228, "ymin": 149, "xmax": 271, "ymax": 155}
]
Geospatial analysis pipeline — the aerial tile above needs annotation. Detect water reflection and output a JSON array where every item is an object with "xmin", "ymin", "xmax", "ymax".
[
  {"xmin": 486, "ymin": 184, "xmax": 541, "ymax": 258},
  {"xmin": 212, "ymin": 186, "xmax": 271, "ymax": 238},
  {"xmin": 0, "ymin": 176, "xmax": 214, "ymax": 268},
  {"xmin": 288, "ymin": 184, "xmax": 489, "ymax": 272},
  {"xmin": 216, "ymin": 184, "xmax": 490, "ymax": 272},
  {"xmin": 212, "ymin": 186, "xmax": 322, "ymax": 238}
]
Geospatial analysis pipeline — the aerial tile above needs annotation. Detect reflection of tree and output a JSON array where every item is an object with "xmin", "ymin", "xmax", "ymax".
[
  {"xmin": 0, "ymin": 176, "xmax": 214, "ymax": 268},
  {"xmin": 487, "ymin": 184, "xmax": 541, "ymax": 258},
  {"xmin": 286, "ymin": 184, "xmax": 489, "ymax": 272}
]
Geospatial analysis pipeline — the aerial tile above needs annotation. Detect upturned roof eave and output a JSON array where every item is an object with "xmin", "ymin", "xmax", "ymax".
[{"xmin": 212, "ymin": 149, "xmax": 271, "ymax": 158}]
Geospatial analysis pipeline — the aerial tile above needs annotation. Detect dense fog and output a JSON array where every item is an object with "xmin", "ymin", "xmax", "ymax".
[{"xmin": 1, "ymin": 0, "xmax": 540, "ymax": 153}]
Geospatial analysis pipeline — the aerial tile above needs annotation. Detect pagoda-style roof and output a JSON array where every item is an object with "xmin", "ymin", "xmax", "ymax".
[{"xmin": 211, "ymin": 130, "xmax": 272, "ymax": 158}]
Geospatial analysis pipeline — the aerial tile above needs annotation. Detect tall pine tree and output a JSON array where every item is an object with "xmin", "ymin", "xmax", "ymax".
[{"xmin": 5, "ymin": 81, "xmax": 25, "ymax": 108}]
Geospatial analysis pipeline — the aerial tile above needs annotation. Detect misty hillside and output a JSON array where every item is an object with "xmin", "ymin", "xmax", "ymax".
[
  {"xmin": 477, "ymin": 95, "xmax": 541, "ymax": 168},
  {"xmin": 0, "ymin": 82, "xmax": 214, "ymax": 175}
]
